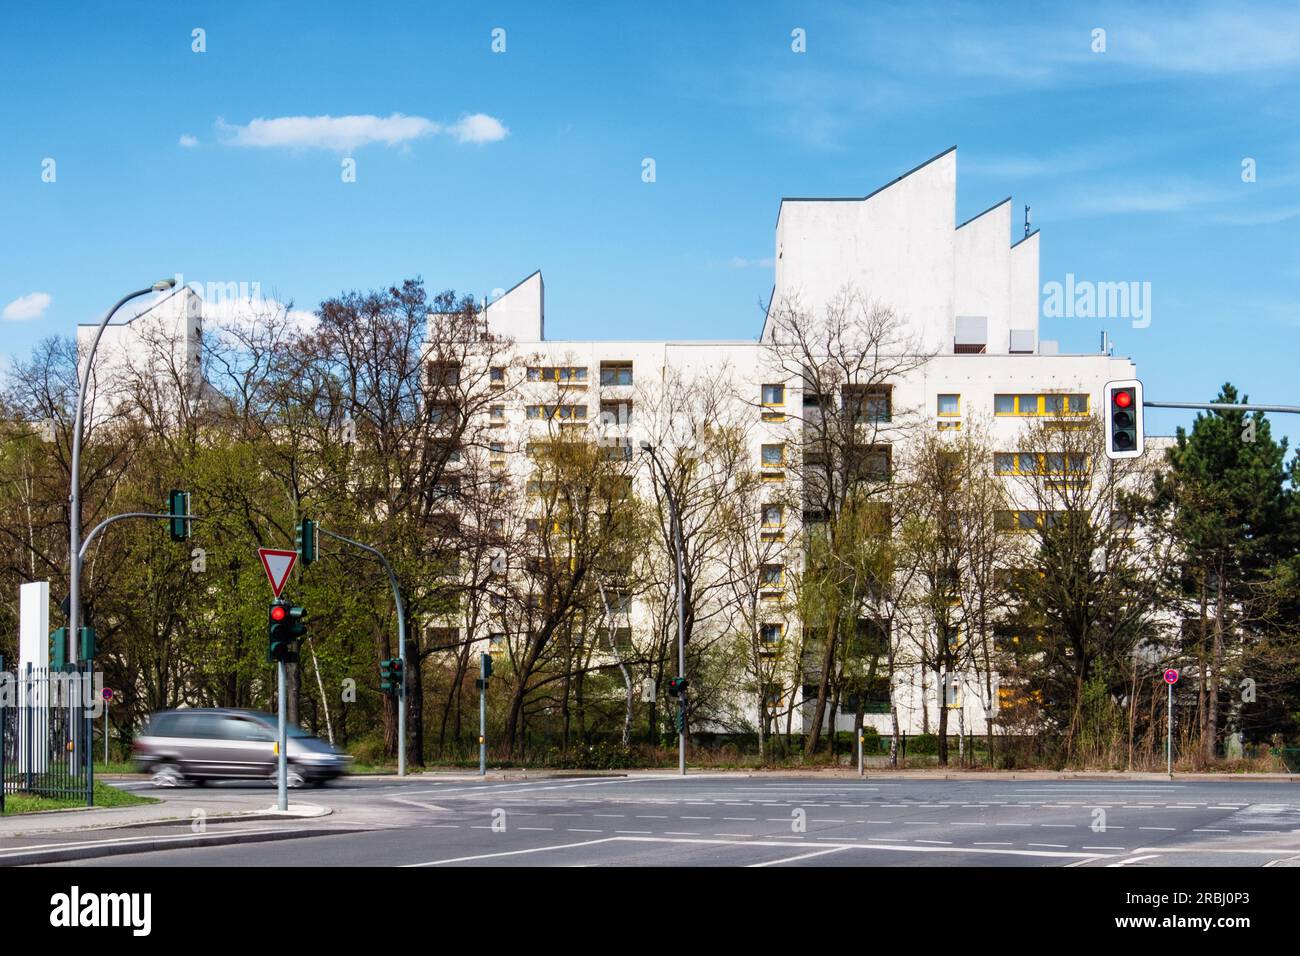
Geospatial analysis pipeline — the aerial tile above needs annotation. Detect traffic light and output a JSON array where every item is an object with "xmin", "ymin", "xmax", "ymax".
[
  {"xmin": 667, "ymin": 676, "xmax": 689, "ymax": 697},
  {"xmin": 1104, "ymin": 379, "xmax": 1144, "ymax": 460},
  {"xmin": 268, "ymin": 600, "xmax": 305, "ymax": 663},
  {"xmin": 380, "ymin": 657, "xmax": 404, "ymax": 696},
  {"xmin": 675, "ymin": 709, "xmax": 686, "ymax": 734},
  {"xmin": 51, "ymin": 627, "xmax": 68, "ymax": 669},
  {"xmin": 481, "ymin": 652, "xmax": 493, "ymax": 680},
  {"xmin": 168, "ymin": 489, "xmax": 191, "ymax": 541},
  {"xmin": 296, "ymin": 518, "xmax": 317, "ymax": 566}
]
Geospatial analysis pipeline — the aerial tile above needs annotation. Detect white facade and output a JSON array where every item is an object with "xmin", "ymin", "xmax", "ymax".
[
  {"xmin": 77, "ymin": 285, "xmax": 203, "ymax": 426},
  {"xmin": 476, "ymin": 147, "xmax": 1139, "ymax": 738}
]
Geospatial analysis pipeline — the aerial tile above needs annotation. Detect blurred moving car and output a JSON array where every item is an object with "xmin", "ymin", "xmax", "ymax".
[{"xmin": 133, "ymin": 708, "xmax": 351, "ymax": 788}]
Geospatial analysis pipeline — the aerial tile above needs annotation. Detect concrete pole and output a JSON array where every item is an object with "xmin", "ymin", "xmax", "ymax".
[{"xmin": 1167, "ymin": 681, "xmax": 1173, "ymax": 777}]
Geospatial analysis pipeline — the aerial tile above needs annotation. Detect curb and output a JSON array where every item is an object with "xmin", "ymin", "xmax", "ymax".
[{"xmin": 0, "ymin": 823, "xmax": 360, "ymax": 867}]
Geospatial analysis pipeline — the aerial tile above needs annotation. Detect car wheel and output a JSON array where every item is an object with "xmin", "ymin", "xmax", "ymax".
[
  {"xmin": 286, "ymin": 766, "xmax": 307, "ymax": 789},
  {"xmin": 151, "ymin": 763, "xmax": 184, "ymax": 788}
]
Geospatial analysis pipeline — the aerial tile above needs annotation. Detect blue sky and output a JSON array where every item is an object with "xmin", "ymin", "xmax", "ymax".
[{"xmin": 2, "ymin": 1, "xmax": 1297, "ymax": 450}]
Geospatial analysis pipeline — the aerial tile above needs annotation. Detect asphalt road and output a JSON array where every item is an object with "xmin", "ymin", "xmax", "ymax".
[{"xmin": 44, "ymin": 774, "xmax": 1300, "ymax": 867}]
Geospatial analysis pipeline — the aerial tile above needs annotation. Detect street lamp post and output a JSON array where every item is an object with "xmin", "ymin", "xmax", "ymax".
[
  {"xmin": 640, "ymin": 441, "xmax": 686, "ymax": 776},
  {"xmin": 68, "ymin": 280, "xmax": 176, "ymax": 659}
]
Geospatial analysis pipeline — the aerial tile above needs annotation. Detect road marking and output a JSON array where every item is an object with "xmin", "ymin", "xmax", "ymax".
[
  {"xmin": 1140, "ymin": 827, "xmax": 1176, "ymax": 831},
  {"xmin": 615, "ymin": 830, "xmax": 652, "ymax": 835},
  {"xmin": 749, "ymin": 846, "xmax": 854, "ymax": 867},
  {"xmin": 914, "ymin": 839, "xmax": 952, "ymax": 845},
  {"xmin": 1083, "ymin": 846, "xmax": 1127, "ymax": 850},
  {"xmin": 1028, "ymin": 843, "xmax": 1067, "ymax": 849},
  {"xmin": 405, "ymin": 837, "xmax": 619, "ymax": 866},
  {"xmin": 1107, "ymin": 854, "xmax": 1159, "ymax": 867},
  {"xmin": 518, "ymin": 827, "xmax": 553, "ymax": 831}
]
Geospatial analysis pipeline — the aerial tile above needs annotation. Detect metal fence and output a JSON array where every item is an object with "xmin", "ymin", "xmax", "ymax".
[{"xmin": 0, "ymin": 663, "xmax": 92, "ymax": 811}]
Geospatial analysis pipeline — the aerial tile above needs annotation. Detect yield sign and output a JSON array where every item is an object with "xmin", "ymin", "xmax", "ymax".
[{"xmin": 258, "ymin": 548, "xmax": 298, "ymax": 598}]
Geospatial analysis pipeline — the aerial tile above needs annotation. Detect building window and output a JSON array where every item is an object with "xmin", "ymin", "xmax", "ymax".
[
  {"xmin": 762, "ymin": 504, "xmax": 784, "ymax": 528},
  {"xmin": 489, "ymin": 404, "xmax": 506, "ymax": 422},
  {"xmin": 526, "ymin": 404, "xmax": 587, "ymax": 421},
  {"xmin": 761, "ymin": 383, "xmax": 785, "ymax": 406},
  {"xmin": 761, "ymin": 443, "xmax": 785, "ymax": 467},
  {"xmin": 844, "ymin": 384, "xmax": 891, "ymax": 423},
  {"xmin": 599, "ymin": 362, "xmax": 633, "ymax": 386},
  {"xmin": 599, "ymin": 400, "xmax": 632, "ymax": 425},
  {"xmin": 489, "ymin": 441, "xmax": 506, "ymax": 463},
  {"xmin": 937, "ymin": 394, "xmax": 960, "ymax": 417},
  {"xmin": 527, "ymin": 366, "xmax": 587, "ymax": 383},
  {"xmin": 489, "ymin": 366, "xmax": 506, "ymax": 386},
  {"xmin": 943, "ymin": 674, "xmax": 962, "ymax": 709},
  {"xmin": 994, "ymin": 393, "xmax": 1090, "ymax": 417},
  {"xmin": 760, "ymin": 623, "xmax": 784, "ymax": 645},
  {"xmin": 760, "ymin": 564, "xmax": 784, "ymax": 589}
]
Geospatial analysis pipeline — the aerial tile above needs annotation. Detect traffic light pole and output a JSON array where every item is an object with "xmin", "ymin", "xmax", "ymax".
[
  {"xmin": 316, "ymin": 527, "xmax": 407, "ymax": 776},
  {"xmin": 278, "ymin": 660, "xmax": 288, "ymax": 811},
  {"xmin": 479, "ymin": 672, "xmax": 487, "ymax": 777}
]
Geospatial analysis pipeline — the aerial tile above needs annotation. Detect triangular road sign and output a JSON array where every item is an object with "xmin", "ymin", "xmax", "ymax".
[{"xmin": 258, "ymin": 548, "xmax": 298, "ymax": 598}]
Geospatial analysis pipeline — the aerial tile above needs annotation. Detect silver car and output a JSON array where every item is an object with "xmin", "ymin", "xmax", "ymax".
[{"xmin": 133, "ymin": 708, "xmax": 351, "ymax": 788}]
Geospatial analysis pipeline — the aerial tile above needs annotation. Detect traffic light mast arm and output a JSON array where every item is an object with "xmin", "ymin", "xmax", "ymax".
[
  {"xmin": 315, "ymin": 524, "xmax": 407, "ymax": 778},
  {"xmin": 77, "ymin": 511, "xmax": 199, "ymax": 564},
  {"xmin": 314, "ymin": 526, "xmax": 406, "ymax": 659},
  {"xmin": 1144, "ymin": 400, "xmax": 1300, "ymax": 415}
]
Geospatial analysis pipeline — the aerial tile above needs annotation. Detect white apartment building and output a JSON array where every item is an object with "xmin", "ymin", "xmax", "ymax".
[
  {"xmin": 475, "ymin": 147, "xmax": 1140, "ymax": 738},
  {"xmin": 78, "ymin": 147, "xmax": 1144, "ymax": 740}
]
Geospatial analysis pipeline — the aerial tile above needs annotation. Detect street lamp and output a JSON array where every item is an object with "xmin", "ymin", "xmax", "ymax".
[
  {"xmin": 639, "ymin": 439, "xmax": 687, "ymax": 776},
  {"xmin": 68, "ymin": 279, "xmax": 177, "ymax": 660}
]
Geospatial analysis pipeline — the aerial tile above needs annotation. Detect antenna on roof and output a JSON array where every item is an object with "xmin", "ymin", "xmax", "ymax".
[{"xmin": 1024, "ymin": 204, "xmax": 1032, "ymax": 237}]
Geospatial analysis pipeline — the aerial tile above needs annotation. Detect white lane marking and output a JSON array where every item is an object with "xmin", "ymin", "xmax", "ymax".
[
  {"xmin": 1083, "ymin": 846, "xmax": 1127, "ymax": 850},
  {"xmin": 914, "ymin": 839, "xmax": 952, "ymax": 845},
  {"xmin": 405, "ymin": 837, "xmax": 620, "ymax": 866},
  {"xmin": 663, "ymin": 831, "xmax": 700, "ymax": 836},
  {"xmin": 1028, "ymin": 843, "xmax": 1067, "ymax": 849},
  {"xmin": 614, "ymin": 836, "xmax": 1106, "ymax": 860},
  {"xmin": 750, "ymin": 846, "xmax": 854, "ymax": 867},
  {"xmin": 1107, "ymin": 854, "xmax": 1159, "ymax": 867},
  {"xmin": 518, "ymin": 827, "xmax": 553, "ymax": 831},
  {"xmin": 1194, "ymin": 828, "xmax": 1230, "ymax": 833},
  {"xmin": 1140, "ymin": 827, "xmax": 1176, "ymax": 831},
  {"xmin": 615, "ymin": 830, "xmax": 652, "ymax": 835}
]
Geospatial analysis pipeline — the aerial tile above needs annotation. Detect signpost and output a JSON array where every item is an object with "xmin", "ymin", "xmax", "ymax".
[
  {"xmin": 1163, "ymin": 668, "xmax": 1179, "ymax": 776},
  {"xmin": 102, "ymin": 688, "xmax": 113, "ymax": 763},
  {"xmin": 259, "ymin": 548, "xmax": 298, "ymax": 810}
]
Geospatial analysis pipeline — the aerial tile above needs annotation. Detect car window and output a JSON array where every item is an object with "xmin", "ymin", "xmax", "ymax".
[
  {"xmin": 146, "ymin": 714, "xmax": 177, "ymax": 737},
  {"xmin": 219, "ymin": 717, "xmax": 272, "ymax": 741},
  {"xmin": 173, "ymin": 713, "xmax": 225, "ymax": 739}
]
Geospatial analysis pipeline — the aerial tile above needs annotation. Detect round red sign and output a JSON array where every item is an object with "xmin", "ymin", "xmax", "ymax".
[{"xmin": 1163, "ymin": 668, "xmax": 1179, "ymax": 685}]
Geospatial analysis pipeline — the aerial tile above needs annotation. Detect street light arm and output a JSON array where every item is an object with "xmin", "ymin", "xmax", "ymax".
[{"xmin": 78, "ymin": 512, "xmax": 184, "ymax": 563}]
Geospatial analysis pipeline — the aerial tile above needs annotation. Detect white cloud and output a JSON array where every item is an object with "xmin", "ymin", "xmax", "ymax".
[
  {"xmin": 217, "ymin": 112, "xmax": 509, "ymax": 151},
  {"xmin": 447, "ymin": 113, "xmax": 509, "ymax": 144},
  {"xmin": 178, "ymin": 134, "xmax": 199, "ymax": 147},
  {"xmin": 3, "ymin": 292, "xmax": 52, "ymax": 322},
  {"xmin": 197, "ymin": 293, "xmax": 317, "ymax": 339}
]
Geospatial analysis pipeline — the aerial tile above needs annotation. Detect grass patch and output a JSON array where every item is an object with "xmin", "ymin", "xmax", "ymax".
[{"xmin": 2, "ymin": 780, "xmax": 158, "ymax": 815}]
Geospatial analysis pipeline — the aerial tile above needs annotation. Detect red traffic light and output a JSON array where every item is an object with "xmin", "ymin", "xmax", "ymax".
[
  {"xmin": 270, "ymin": 605, "xmax": 287, "ymax": 621},
  {"xmin": 1113, "ymin": 390, "xmax": 1133, "ymax": 408}
]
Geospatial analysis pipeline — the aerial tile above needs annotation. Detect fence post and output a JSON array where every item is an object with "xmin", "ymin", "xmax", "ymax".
[{"xmin": 24, "ymin": 662, "xmax": 33, "ymax": 793}]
